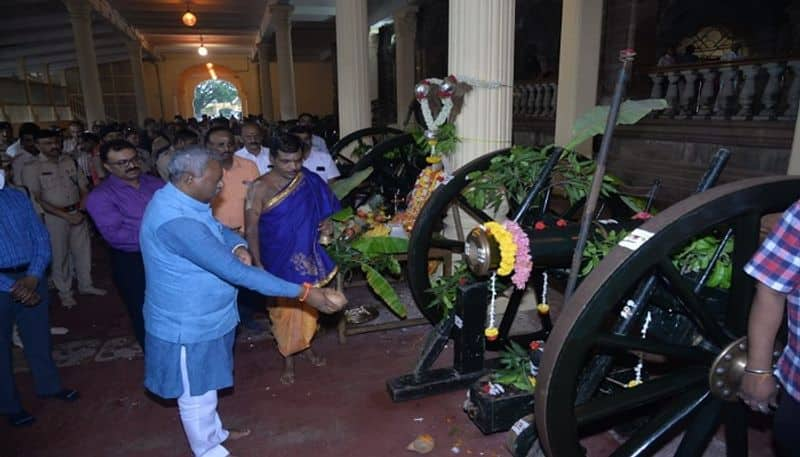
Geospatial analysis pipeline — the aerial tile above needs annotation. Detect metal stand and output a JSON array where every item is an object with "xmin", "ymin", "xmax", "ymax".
[{"xmin": 387, "ymin": 282, "xmax": 490, "ymax": 401}]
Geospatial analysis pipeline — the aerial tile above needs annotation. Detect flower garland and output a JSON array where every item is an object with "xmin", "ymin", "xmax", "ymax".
[
  {"xmin": 504, "ymin": 221, "xmax": 532, "ymax": 290},
  {"xmin": 391, "ymin": 164, "xmax": 446, "ymax": 232},
  {"xmin": 482, "ymin": 220, "xmax": 534, "ymax": 341},
  {"xmin": 415, "ymin": 76, "xmax": 456, "ymax": 163},
  {"xmin": 484, "ymin": 221, "xmax": 516, "ymax": 276}
]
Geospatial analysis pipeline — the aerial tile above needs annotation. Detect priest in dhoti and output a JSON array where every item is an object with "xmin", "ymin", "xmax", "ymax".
[{"xmin": 245, "ymin": 133, "xmax": 340, "ymax": 385}]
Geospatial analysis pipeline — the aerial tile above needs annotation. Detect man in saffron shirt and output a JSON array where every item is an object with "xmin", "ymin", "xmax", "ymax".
[{"xmin": 86, "ymin": 140, "xmax": 164, "ymax": 351}]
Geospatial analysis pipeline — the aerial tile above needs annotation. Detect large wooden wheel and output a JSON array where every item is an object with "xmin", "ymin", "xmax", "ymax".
[
  {"xmin": 407, "ymin": 149, "xmax": 512, "ymax": 323},
  {"xmin": 342, "ymin": 133, "xmax": 429, "ymax": 208},
  {"xmin": 535, "ymin": 176, "xmax": 800, "ymax": 457},
  {"xmin": 329, "ymin": 126, "xmax": 405, "ymax": 167}
]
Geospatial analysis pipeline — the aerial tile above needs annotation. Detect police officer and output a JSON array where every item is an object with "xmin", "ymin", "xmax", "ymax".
[{"xmin": 21, "ymin": 129, "xmax": 105, "ymax": 308}]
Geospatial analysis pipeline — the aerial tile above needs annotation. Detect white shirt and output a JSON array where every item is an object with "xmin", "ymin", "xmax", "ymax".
[
  {"xmin": 303, "ymin": 147, "xmax": 340, "ymax": 182},
  {"xmin": 312, "ymin": 135, "xmax": 328, "ymax": 154},
  {"xmin": 235, "ymin": 146, "xmax": 271, "ymax": 175}
]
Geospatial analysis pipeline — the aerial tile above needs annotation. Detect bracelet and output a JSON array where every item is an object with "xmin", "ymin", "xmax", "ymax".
[
  {"xmin": 744, "ymin": 367, "xmax": 772, "ymax": 375},
  {"xmin": 298, "ymin": 282, "xmax": 312, "ymax": 302}
]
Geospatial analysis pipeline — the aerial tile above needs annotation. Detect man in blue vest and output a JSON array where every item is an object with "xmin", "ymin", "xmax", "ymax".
[{"xmin": 140, "ymin": 146, "xmax": 344, "ymax": 457}]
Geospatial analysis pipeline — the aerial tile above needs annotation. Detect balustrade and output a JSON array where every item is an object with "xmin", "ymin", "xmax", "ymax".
[
  {"xmin": 647, "ymin": 57, "xmax": 800, "ymax": 121},
  {"xmin": 513, "ymin": 80, "xmax": 558, "ymax": 119}
]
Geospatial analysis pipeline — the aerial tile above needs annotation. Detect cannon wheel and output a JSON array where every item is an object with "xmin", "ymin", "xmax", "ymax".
[
  {"xmin": 535, "ymin": 176, "xmax": 800, "ymax": 457},
  {"xmin": 406, "ymin": 148, "xmax": 631, "ymax": 325},
  {"xmin": 329, "ymin": 126, "xmax": 405, "ymax": 166},
  {"xmin": 407, "ymin": 149, "xmax": 511, "ymax": 323},
  {"xmin": 343, "ymin": 133, "xmax": 429, "ymax": 207}
]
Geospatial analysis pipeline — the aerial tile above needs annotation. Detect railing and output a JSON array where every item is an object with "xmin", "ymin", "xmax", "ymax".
[
  {"xmin": 513, "ymin": 80, "xmax": 558, "ymax": 119},
  {"xmin": 648, "ymin": 57, "xmax": 800, "ymax": 121}
]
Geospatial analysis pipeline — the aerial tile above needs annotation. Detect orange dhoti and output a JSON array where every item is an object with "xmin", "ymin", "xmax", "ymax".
[{"xmin": 269, "ymin": 297, "xmax": 320, "ymax": 356}]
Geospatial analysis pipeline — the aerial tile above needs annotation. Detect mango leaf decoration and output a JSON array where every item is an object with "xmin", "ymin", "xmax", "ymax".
[
  {"xmin": 361, "ymin": 263, "xmax": 406, "ymax": 318},
  {"xmin": 566, "ymin": 99, "xmax": 668, "ymax": 151},
  {"xmin": 351, "ymin": 236, "xmax": 409, "ymax": 255},
  {"xmin": 330, "ymin": 166, "xmax": 374, "ymax": 200}
]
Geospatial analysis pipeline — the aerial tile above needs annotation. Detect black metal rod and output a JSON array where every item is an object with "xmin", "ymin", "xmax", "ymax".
[
  {"xmin": 564, "ymin": 55, "xmax": 634, "ymax": 301},
  {"xmin": 512, "ymin": 147, "xmax": 564, "ymax": 223},
  {"xmin": 645, "ymin": 178, "xmax": 661, "ymax": 212},
  {"xmin": 693, "ymin": 228, "xmax": 733, "ymax": 294},
  {"xmin": 695, "ymin": 148, "xmax": 731, "ymax": 193}
]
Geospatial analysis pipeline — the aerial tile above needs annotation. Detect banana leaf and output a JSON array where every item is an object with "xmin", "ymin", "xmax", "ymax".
[
  {"xmin": 361, "ymin": 263, "xmax": 407, "ymax": 318},
  {"xmin": 566, "ymin": 99, "xmax": 668, "ymax": 151},
  {"xmin": 331, "ymin": 166, "xmax": 374, "ymax": 200},
  {"xmin": 331, "ymin": 207, "xmax": 354, "ymax": 222},
  {"xmin": 351, "ymin": 236, "xmax": 408, "ymax": 255}
]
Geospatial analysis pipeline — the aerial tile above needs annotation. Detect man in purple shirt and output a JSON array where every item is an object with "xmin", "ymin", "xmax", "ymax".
[{"xmin": 86, "ymin": 140, "xmax": 164, "ymax": 351}]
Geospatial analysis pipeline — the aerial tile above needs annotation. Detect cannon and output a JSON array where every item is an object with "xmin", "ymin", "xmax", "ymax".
[
  {"xmin": 386, "ymin": 138, "xmax": 788, "ymax": 456},
  {"xmin": 329, "ymin": 126, "xmax": 429, "ymax": 208}
]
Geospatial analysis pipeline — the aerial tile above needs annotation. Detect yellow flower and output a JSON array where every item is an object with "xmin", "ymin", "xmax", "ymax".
[
  {"xmin": 426, "ymin": 156, "xmax": 442, "ymax": 164},
  {"xmin": 485, "ymin": 222, "xmax": 517, "ymax": 276}
]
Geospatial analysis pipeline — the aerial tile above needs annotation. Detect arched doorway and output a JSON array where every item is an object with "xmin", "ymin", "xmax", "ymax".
[
  {"xmin": 193, "ymin": 79, "xmax": 242, "ymax": 118},
  {"xmin": 176, "ymin": 63, "xmax": 250, "ymax": 118}
]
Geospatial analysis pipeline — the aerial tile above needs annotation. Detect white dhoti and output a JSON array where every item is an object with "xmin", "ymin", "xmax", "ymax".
[{"xmin": 178, "ymin": 346, "xmax": 230, "ymax": 457}]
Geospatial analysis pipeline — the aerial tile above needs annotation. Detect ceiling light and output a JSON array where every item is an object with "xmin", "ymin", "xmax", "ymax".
[
  {"xmin": 182, "ymin": 3, "xmax": 197, "ymax": 27},
  {"xmin": 198, "ymin": 36, "xmax": 208, "ymax": 56},
  {"xmin": 206, "ymin": 62, "xmax": 214, "ymax": 69}
]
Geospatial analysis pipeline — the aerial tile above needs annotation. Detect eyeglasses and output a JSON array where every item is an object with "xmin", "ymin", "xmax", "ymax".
[{"xmin": 108, "ymin": 156, "xmax": 143, "ymax": 167}]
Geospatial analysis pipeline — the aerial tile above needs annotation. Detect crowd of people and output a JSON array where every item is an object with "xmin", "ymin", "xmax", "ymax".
[{"xmin": 0, "ymin": 113, "xmax": 346, "ymax": 457}]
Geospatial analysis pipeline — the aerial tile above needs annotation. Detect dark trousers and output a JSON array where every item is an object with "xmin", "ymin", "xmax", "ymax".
[
  {"xmin": 109, "ymin": 249, "xmax": 146, "ymax": 352},
  {"xmin": 0, "ymin": 272, "xmax": 62, "ymax": 414},
  {"xmin": 774, "ymin": 391, "xmax": 800, "ymax": 456}
]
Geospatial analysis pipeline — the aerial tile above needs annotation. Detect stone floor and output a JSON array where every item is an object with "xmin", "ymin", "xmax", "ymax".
[{"xmin": 0, "ymin": 247, "xmax": 781, "ymax": 457}]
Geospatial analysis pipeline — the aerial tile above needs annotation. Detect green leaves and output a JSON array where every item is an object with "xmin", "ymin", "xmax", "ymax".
[
  {"xmin": 351, "ymin": 236, "xmax": 409, "ymax": 255},
  {"xmin": 426, "ymin": 262, "xmax": 473, "ymax": 314},
  {"xmin": 672, "ymin": 235, "xmax": 734, "ymax": 289},
  {"xmin": 492, "ymin": 341, "xmax": 536, "ymax": 392},
  {"xmin": 566, "ymin": 99, "xmax": 669, "ymax": 151},
  {"xmin": 581, "ymin": 228, "xmax": 630, "ymax": 277},
  {"xmin": 361, "ymin": 263, "xmax": 406, "ymax": 318},
  {"xmin": 331, "ymin": 207, "xmax": 354, "ymax": 222},
  {"xmin": 330, "ymin": 167, "xmax": 374, "ymax": 200}
]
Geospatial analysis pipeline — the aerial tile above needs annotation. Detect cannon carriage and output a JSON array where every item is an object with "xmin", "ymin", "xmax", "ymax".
[{"xmin": 383, "ymin": 135, "xmax": 791, "ymax": 456}]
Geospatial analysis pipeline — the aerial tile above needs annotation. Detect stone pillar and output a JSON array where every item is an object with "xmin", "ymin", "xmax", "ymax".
[
  {"xmin": 336, "ymin": 0, "xmax": 371, "ymax": 138},
  {"xmin": 394, "ymin": 5, "xmax": 418, "ymax": 125},
  {"xmin": 125, "ymin": 39, "xmax": 149, "ymax": 125},
  {"xmin": 553, "ymin": 0, "xmax": 603, "ymax": 153},
  {"xmin": 368, "ymin": 30, "xmax": 380, "ymax": 102},
  {"xmin": 65, "ymin": 0, "xmax": 106, "ymax": 125},
  {"xmin": 448, "ymin": 0, "xmax": 515, "ymax": 169},
  {"xmin": 271, "ymin": 4, "xmax": 297, "ymax": 120},
  {"xmin": 258, "ymin": 39, "xmax": 275, "ymax": 120}
]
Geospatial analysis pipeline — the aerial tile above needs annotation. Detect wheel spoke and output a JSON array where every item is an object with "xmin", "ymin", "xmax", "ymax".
[
  {"xmin": 609, "ymin": 387, "xmax": 709, "ymax": 457},
  {"xmin": 576, "ymin": 367, "xmax": 706, "ymax": 427},
  {"xmin": 593, "ymin": 333, "xmax": 716, "ymax": 364},
  {"xmin": 674, "ymin": 396, "xmax": 722, "ymax": 457},
  {"xmin": 497, "ymin": 287, "xmax": 525, "ymax": 340},
  {"xmin": 726, "ymin": 211, "xmax": 762, "ymax": 335},
  {"xmin": 454, "ymin": 194, "xmax": 493, "ymax": 223},
  {"xmin": 657, "ymin": 259, "xmax": 731, "ymax": 345},
  {"xmin": 430, "ymin": 236, "xmax": 465, "ymax": 253}
]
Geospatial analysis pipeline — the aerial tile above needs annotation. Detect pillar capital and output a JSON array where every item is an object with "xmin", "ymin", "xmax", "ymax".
[{"xmin": 269, "ymin": 4, "xmax": 294, "ymax": 26}]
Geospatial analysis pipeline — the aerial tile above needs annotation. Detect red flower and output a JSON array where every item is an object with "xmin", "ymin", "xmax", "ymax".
[
  {"xmin": 534, "ymin": 221, "xmax": 547, "ymax": 231},
  {"xmin": 529, "ymin": 341, "xmax": 542, "ymax": 351},
  {"xmin": 481, "ymin": 383, "xmax": 491, "ymax": 394},
  {"xmin": 555, "ymin": 219, "xmax": 568, "ymax": 228},
  {"xmin": 632, "ymin": 211, "xmax": 653, "ymax": 221},
  {"xmin": 458, "ymin": 277, "xmax": 467, "ymax": 286}
]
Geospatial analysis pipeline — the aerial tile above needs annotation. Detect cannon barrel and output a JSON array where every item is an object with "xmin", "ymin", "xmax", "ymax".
[{"xmin": 464, "ymin": 220, "xmax": 638, "ymax": 276}]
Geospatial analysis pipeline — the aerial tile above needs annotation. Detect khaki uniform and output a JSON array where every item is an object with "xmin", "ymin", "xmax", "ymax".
[{"xmin": 21, "ymin": 154, "xmax": 92, "ymax": 300}]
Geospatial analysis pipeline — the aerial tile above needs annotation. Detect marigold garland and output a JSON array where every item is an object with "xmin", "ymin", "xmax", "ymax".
[{"xmin": 484, "ymin": 221, "xmax": 516, "ymax": 276}]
